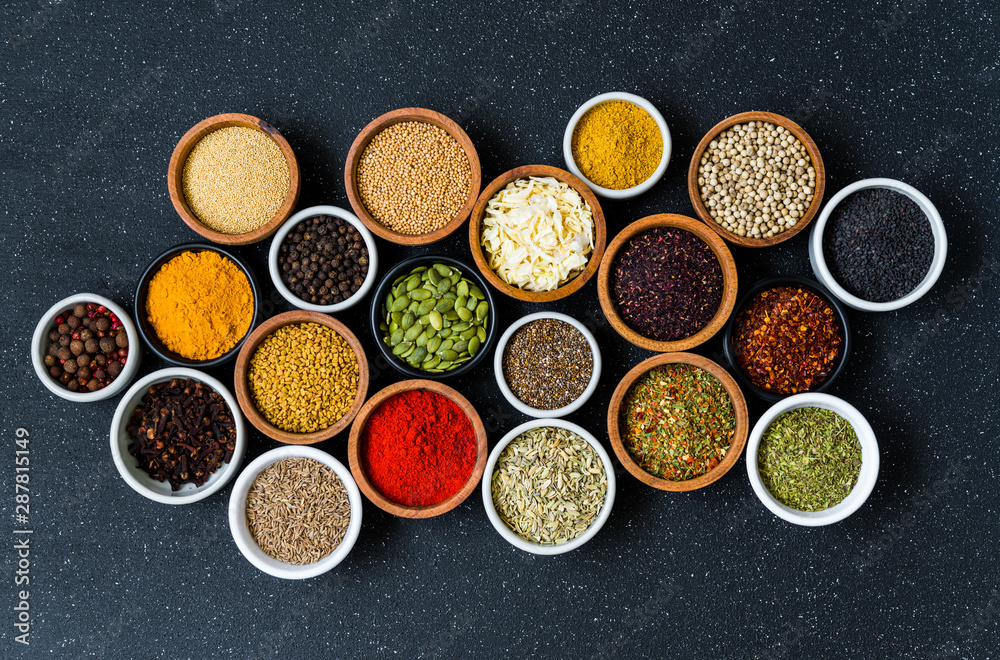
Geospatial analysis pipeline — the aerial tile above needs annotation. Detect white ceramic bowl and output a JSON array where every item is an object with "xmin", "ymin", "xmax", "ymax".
[
  {"xmin": 746, "ymin": 392, "xmax": 879, "ymax": 526},
  {"xmin": 268, "ymin": 205, "xmax": 379, "ymax": 313},
  {"xmin": 229, "ymin": 446, "xmax": 363, "ymax": 579},
  {"xmin": 809, "ymin": 178, "xmax": 947, "ymax": 311},
  {"xmin": 31, "ymin": 293, "xmax": 142, "ymax": 402},
  {"xmin": 483, "ymin": 419, "xmax": 616, "ymax": 555},
  {"xmin": 563, "ymin": 91, "xmax": 672, "ymax": 199},
  {"xmin": 110, "ymin": 367, "xmax": 246, "ymax": 505},
  {"xmin": 493, "ymin": 312, "xmax": 602, "ymax": 418}
]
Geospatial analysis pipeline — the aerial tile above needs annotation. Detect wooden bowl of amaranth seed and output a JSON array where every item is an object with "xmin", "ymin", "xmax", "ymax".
[
  {"xmin": 596, "ymin": 214, "xmax": 737, "ymax": 353},
  {"xmin": 687, "ymin": 111, "xmax": 825, "ymax": 248},
  {"xmin": 233, "ymin": 311, "xmax": 369, "ymax": 445},
  {"xmin": 607, "ymin": 352, "xmax": 749, "ymax": 492}
]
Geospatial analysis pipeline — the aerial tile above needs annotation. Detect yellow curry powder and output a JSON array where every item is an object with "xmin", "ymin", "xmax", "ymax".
[
  {"xmin": 146, "ymin": 251, "xmax": 254, "ymax": 360},
  {"xmin": 571, "ymin": 100, "xmax": 663, "ymax": 190}
]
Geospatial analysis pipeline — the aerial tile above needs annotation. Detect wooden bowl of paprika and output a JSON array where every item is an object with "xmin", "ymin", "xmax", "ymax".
[
  {"xmin": 596, "ymin": 214, "xmax": 738, "ymax": 353},
  {"xmin": 722, "ymin": 276, "xmax": 852, "ymax": 403},
  {"xmin": 347, "ymin": 380, "xmax": 488, "ymax": 518},
  {"xmin": 607, "ymin": 352, "xmax": 749, "ymax": 492},
  {"xmin": 233, "ymin": 311, "xmax": 369, "ymax": 445}
]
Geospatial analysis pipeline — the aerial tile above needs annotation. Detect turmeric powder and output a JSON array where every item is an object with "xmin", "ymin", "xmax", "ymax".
[
  {"xmin": 146, "ymin": 250, "xmax": 254, "ymax": 360},
  {"xmin": 571, "ymin": 100, "xmax": 663, "ymax": 190}
]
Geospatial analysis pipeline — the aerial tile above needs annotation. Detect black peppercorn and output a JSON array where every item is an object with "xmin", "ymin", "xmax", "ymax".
[{"xmin": 278, "ymin": 215, "xmax": 370, "ymax": 306}]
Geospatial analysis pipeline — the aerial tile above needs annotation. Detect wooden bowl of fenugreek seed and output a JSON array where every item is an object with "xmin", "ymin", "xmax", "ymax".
[
  {"xmin": 607, "ymin": 352, "xmax": 750, "ymax": 492},
  {"xmin": 168, "ymin": 113, "xmax": 301, "ymax": 245},
  {"xmin": 482, "ymin": 419, "xmax": 616, "ymax": 555},
  {"xmin": 233, "ymin": 311, "xmax": 369, "ymax": 445},
  {"xmin": 687, "ymin": 111, "xmax": 825, "ymax": 248},
  {"xmin": 344, "ymin": 107, "xmax": 482, "ymax": 246}
]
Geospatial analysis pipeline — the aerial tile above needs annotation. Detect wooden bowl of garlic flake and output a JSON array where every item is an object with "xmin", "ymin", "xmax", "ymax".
[{"xmin": 468, "ymin": 165, "xmax": 606, "ymax": 302}]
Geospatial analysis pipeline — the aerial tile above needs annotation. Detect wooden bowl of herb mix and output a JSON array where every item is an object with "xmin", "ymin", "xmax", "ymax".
[
  {"xmin": 347, "ymin": 380, "xmax": 488, "ymax": 519},
  {"xmin": 722, "ymin": 276, "xmax": 851, "ymax": 403},
  {"xmin": 468, "ymin": 164, "xmax": 607, "ymax": 303},
  {"xmin": 493, "ymin": 312, "xmax": 602, "ymax": 418},
  {"xmin": 745, "ymin": 392, "xmax": 879, "ymax": 526},
  {"xmin": 607, "ymin": 352, "xmax": 749, "ymax": 492},
  {"xmin": 134, "ymin": 243, "xmax": 261, "ymax": 368},
  {"xmin": 109, "ymin": 367, "xmax": 247, "ymax": 505},
  {"xmin": 369, "ymin": 254, "xmax": 497, "ymax": 379},
  {"xmin": 344, "ymin": 107, "xmax": 482, "ymax": 246},
  {"xmin": 562, "ymin": 92, "xmax": 672, "ymax": 199},
  {"xmin": 809, "ymin": 178, "xmax": 948, "ymax": 312},
  {"xmin": 233, "ymin": 311, "xmax": 369, "ymax": 445},
  {"xmin": 687, "ymin": 111, "xmax": 826, "ymax": 248},
  {"xmin": 228, "ymin": 445, "xmax": 363, "ymax": 579},
  {"xmin": 596, "ymin": 214, "xmax": 738, "ymax": 353},
  {"xmin": 482, "ymin": 419, "xmax": 616, "ymax": 555},
  {"xmin": 168, "ymin": 113, "xmax": 301, "ymax": 245}
]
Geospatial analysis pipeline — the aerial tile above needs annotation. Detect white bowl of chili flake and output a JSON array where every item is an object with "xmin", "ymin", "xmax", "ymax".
[{"xmin": 746, "ymin": 392, "xmax": 879, "ymax": 526}]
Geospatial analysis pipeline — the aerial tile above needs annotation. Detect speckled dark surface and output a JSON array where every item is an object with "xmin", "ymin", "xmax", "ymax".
[{"xmin": 3, "ymin": 2, "xmax": 998, "ymax": 658}]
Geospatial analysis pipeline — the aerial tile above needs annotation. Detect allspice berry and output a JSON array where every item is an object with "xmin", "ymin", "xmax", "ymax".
[
  {"xmin": 49, "ymin": 365, "xmax": 61, "ymax": 378},
  {"xmin": 73, "ymin": 303, "xmax": 87, "ymax": 317},
  {"xmin": 57, "ymin": 347, "xmax": 72, "ymax": 361},
  {"xmin": 64, "ymin": 360, "xmax": 78, "ymax": 374},
  {"xmin": 107, "ymin": 361, "xmax": 123, "ymax": 379},
  {"xmin": 44, "ymin": 355, "xmax": 56, "ymax": 367},
  {"xmin": 70, "ymin": 339, "xmax": 85, "ymax": 356},
  {"xmin": 45, "ymin": 303, "xmax": 127, "ymax": 392},
  {"xmin": 77, "ymin": 354, "xmax": 90, "ymax": 368},
  {"xmin": 96, "ymin": 317, "xmax": 111, "ymax": 332},
  {"xmin": 116, "ymin": 332, "xmax": 129, "ymax": 348},
  {"xmin": 100, "ymin": 337, "xmax": 116, "ymax": 353},
  {"xmin": 87, "ymin": 379, "xmax": 100, "ymax": 392},
  {"xmin": 67, "ymin": 315, "xmax": 81, "ymax": 329},
  {"xmin": 85, "ymin": 338, "xmax": 99, "ymax": 353}
]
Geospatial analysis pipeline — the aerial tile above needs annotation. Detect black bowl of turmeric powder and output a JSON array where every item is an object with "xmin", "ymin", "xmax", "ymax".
[{"xmin": 135, "ymin": 243, "xmax": 261, "ymax": 368}]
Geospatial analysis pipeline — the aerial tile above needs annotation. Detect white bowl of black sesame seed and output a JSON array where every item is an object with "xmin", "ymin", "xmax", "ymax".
[
  {"xmin": 269, "ymin": 205, "xmax": 379, "ymax": 313},
  {"xmin": 493, "ymin": 312, "xmax": 602, "ymax": 418}
]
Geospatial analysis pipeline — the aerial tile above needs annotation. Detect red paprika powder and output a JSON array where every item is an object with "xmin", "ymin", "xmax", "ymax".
[{"xmin": 361, "ymin": 389, "xmax": 476, "ymax": 507}]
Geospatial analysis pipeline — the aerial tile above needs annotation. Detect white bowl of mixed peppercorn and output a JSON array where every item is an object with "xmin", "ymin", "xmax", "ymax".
[
  {"xmin": 810, "ymin": 178, "xmax": 947, "ymax": 312},
  {"xmin": 269, "ymin": 205, "xmax": 379, "ymax": 313},
  {"xmin": 31, "ymin": 293, "xmax": 142, "ymax": 402},
  {"xmin": 109, "ymin": 367, "xmax": 247, "ymax": 505},
  {"xmin": 746, "ymin": 392, "xmax": 879, "ymax": 526},
  {"xmin": 493, "ymin": 312, "xmax": 602, "ymax": 418}
]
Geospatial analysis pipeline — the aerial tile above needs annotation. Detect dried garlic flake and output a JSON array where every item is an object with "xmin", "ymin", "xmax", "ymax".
[{"xmin": 481, "ymin": 176, "xmax": 594, "ymax": 292}]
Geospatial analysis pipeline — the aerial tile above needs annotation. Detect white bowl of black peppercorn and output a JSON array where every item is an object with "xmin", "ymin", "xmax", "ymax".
[{"xmin": 269, "ymin": 205, "xmax": 379, "ymax": 313}]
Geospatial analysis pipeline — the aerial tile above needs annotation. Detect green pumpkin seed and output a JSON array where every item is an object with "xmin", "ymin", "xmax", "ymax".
[
  {"xmin": 390, "ymin": 295, "xmax": 410, "ymax": 312},
  {"xmin": 389, "ymin": 321, "xmax": 399, "ymax": 334},
  {"xmin": 423, "ymin": 326, "xmax": 437, "ymax": 339},
  {"xmin": 470, "ymin": 286, "xmax": 485, "ymax": 300},
  {"xmin": 475, "ymin": 301, "xmax": 489, "ymax": 321},
  {"xmin": 415, "ymin": 333, "xmax": 428, "ymax": 348},
  {"xmin": 456, "ymin": 306, "xmax": 473, "ymax": 322},
  {"xmin": 379, "ymin": 321, "xmax": 389, "ymax": 332},
  {"xmin": 392, "ymin": 341, "xmax": 412, "ymax": 356},
  {"xmin": 455, "ymin": 295, "xmax": 467, "ymax": 310},
  {"xmin": 466, "ymin": 296, "xmax": 478, "ymax": 311},
  {"xmin": 427, "ymin": 336, "xmax": 442, "ymax": 353},
  {"xmin": 410, "ymin": 289, "xmax": 431, "ymax": 301},
  {"xmin": 460, "ymin": 327, "xmax": 477, "ymax": 341},
  {"xmin": 401, "ymin": 311, "xmax": 416, "ymax": 329},
  {"xmin": 443, "ymin": 310, "xmax": 459, "ymax": 321},
  {"xmin": 439, "ymin": 327, "xmax": 452, "ymax": 338},
  {"xmin": 428, "ymin": 310, "xmax": 443, "ymax": 331},
  {"xmin": 427, "ymin": 269, "xmax": 443, "ymax": 285},
  {"xmin": 416, "ymin": 299, "xmax": 436, "ymax": 316},
  {"xmin": 443, "ymin": 291, "xmax": 457, "ymax": 300},
  {"xmin": 477, "ymin": 327, "xmax": 487, "ymax": 342},
  {"xmin": 433, "ymin": 278, "xmax": 449, "ymax": 294},
  {"xmin": 423, "ymin": 355, "xmax": 441, "ymax": 370},
  {"xmin": 435, "ymin": 299, "xmax": 454, "ymax": 313},
  {"xmin": 412, "ymin": 266, "xmax": 428, "ymax": 273},
  {"xmin": 436, "ymin": 360, "xmax": 453, "ymax": 370},
  {"xmin": 452, "ymin": 322, "xmax": 471, "ymax": 332},
  {"xmin": 390, "ymin": 328, "xmax": 404, "ymax": 344},
  {"xmin": 390, "ymin": 311, "xmax": 403, "ymax": 325},
  {"xmin": 410, "ymin": 346, "xmax": 428, "ymax": 363},
  {"xmin": 404, "ymin": 325, "xmax": 423, "ymax": 341},
  {"xmin": 452, "ymin": 340, "xmax": 469, "ymax": 354},
  {"xmin": 439, "ymin": 339, "xmax": 454, "ymax": 352},
  {"xmin": 405, "ymin": 274, "xmax": 422, "ymax": 291},
  {"xmin": 457, "ymin": 280, "xmax": 469, "ymax": 297},
  {"xmin": 433, "ymin": 264, "xmax": 452, "ymax": 277},
  {"xmin": 468, "ymin": 337, "xmax": 481, "ymax": 356},
  {"xmin": 439, "ymin": 349, "xmax": 459, "ymax": 361}
]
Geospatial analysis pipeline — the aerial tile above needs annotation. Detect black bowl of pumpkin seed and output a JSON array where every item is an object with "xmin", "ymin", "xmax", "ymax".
[{"xmin": 370, "ymin": 254, "xmax": 497, "ymax": 379}]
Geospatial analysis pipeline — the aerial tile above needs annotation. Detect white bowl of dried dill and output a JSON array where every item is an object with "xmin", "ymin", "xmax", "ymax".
[
  {"xmin": 482, "ymin": 419, "xmax": 616, "ymax": 555},
  {"xmin": 229, "ymin": 446, "xmax": 362, "ymax": 579},
  {"xmin": 746, "ymin": 393, "xmax": 879, "ymax": 526}
]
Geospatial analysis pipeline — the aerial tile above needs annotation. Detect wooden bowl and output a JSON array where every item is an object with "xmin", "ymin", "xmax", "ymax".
[
  {"xmin": 168, "ymin": 113, "xmax": 301, "ymax": 245},
  {"xmin": 233, "ymin": 311, "xmax": 369, "ymax": 445},
  {"xmin": 468, "ymin": 165, "xmax": 607, "ymax": 302},
  {"xmin": 347, "ymin": 380, "xmax": 488, "ymax": 518},
  {"xmin": 344, "ymin": 108, "xmax": 482, "ymax": 245},
  {"xmin": 687, "ymin": 111, "xmax": 826, "ymax": 248},
  {"xmin": 607, "ymin": 352, "xmax": 749, "ymax": 492},
  {"xmin": 596, "ymin": 214, "xmax": 737, "ymax": 352}
]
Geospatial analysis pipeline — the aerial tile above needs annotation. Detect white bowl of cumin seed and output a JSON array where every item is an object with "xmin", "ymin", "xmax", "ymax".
[{"xmin": 228, "ymin": 446, "xmax": 363, "ymax": 579}]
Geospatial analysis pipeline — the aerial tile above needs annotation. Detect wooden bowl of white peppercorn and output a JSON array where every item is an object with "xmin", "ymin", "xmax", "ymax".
[{"xmin": 687, "ymin": 111, "xmax": 826, "ymax": 248}]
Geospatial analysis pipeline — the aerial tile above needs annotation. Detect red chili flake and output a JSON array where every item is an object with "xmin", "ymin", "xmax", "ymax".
[{"xmin": 733, "ymin": 287, "xmax": 841, "ymax": 395}]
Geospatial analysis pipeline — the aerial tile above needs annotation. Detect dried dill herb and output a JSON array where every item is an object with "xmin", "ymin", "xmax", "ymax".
[
  {"xmin": 757, "ymin": 407, "xmax": 862, "ymax": 511},
  {"xmin": 620, "ymin": 364, "xmax": 735, "ymax": 481}
]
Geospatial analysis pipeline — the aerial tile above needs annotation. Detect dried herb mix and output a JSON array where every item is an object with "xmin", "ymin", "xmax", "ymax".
[
  {"xmin": 758, "ymin": 407, "xmax": 862, "ymax": 511},
  {"xmin": 502, "ymin": 319, "xmax": 592, "ymax": 410},
  {"xmin": 824, "ymin": 187, "xmax": 934, "ymax": 302},
  {"xmin": 126, "ymin": 378, "xmax": 237, "ymax": 490},
  {"xmin": 620, "ymin": 364, "xmax": 735, "ymax": 481},
  {"xmin": 733, "ymin": 287, "xmax": 841, "ymax": 395},
  {"xmin": 610, "ymin": 227, "xmax": 723, "ymax": 342},
  {"xmin": 245, "ymin": 457, "xmax": 351, "ymax": 564},
  {"xmin": 492, "ymin": 427, "xmax": 607, "ymax": 545}
]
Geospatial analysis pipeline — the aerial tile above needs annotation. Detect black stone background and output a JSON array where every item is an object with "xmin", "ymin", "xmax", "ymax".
[{"xmin": 2, "ymin": 1, "xmax": 998, "ymax": 658}]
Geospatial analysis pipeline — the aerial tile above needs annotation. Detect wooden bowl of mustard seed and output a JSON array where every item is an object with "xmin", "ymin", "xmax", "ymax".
[
  {"xmin": 687, "ymin": 111, "xmax": 826, "ymax": 248},
  {"xmin": 344, "ymin": 107, "xmax": 482, "ymax": 246},
  {"xmin": 596, "ymin": 214, "xmax": 738, "ymax": 353},
  {"xmin": 168, "ymin": 113, "xmax": 301, "ymax": 245},
  {"xmin": 468, "ymin": 164, "xmax": 607, "ymax": 303},
  {"xmin": 607, "ymin": 352, "xmax": 749, "ymax": 492},
  {"xmin": 233, "ymin": 311, "xmax": 369, "ymax": 445}
]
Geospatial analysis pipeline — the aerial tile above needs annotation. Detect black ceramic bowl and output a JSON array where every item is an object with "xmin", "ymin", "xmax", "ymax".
[
  {"xmin": 722, "ymin": 275, "xmax": 851, "ymax": 402},
  {"xmin": 369, "ymin": 254, "xmax": 497, "ymax": 379},
  {"xmin": 135, "ymin": 243, "xmax": 261, "ymax": 368}
]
